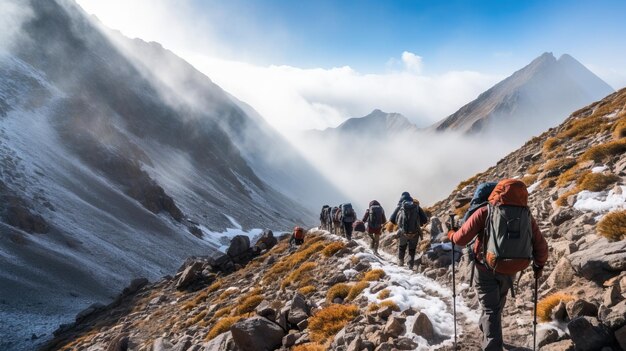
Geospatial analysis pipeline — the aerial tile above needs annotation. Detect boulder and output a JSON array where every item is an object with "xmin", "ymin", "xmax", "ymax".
[
  {"xmin": 537, "ymin": 328, "xmax": 559, "ymax": 348},
  {"xmin": 327, "ymin": 273, "xmax": 348, "ymax": 285},
  {"xmin": 282, "ymin": 331, "xmax": 299, "ymax": 348},
  {"xmin": 566, "ymin": 299, "xmax": 598, "ymax": 319},
  {"xmin": 106, "ymin": 334, "xmax": 129, "ymax": 351},
  {"xmin": 208, "ymin": 253, "xmax": 235, "ymax": 273},
  {"xmin": 395, "ymin": 337, "xmax": 418, "ymax": 350},
  {"xmin": 231, "ymin": 317, "xmax": 285, "ymax": 351},
  {"xmin": 546, "ymin": 257, "xmax": 576, "ymax": 289},
  {"xmin": 288, "ymin": 294, "xmax": 310, "ymax": 325},
  {"xmin": 153, "ymin": 338, "xmax": 174, "ymax": 351},
  {"xmin": 123, "ymin": 277, "xmax": 148, "ymax": 295},
  {"xmin": 255, "ymin": 300, "xmax": 277, "ymax": 320},
  {"xmin": 354, "ymin": 261, "xmax": 371, "ymax": 272},
  {"xmin": 346, "ymin": 337, "xmax": 362, "ymax": 351},
  {"xmin": 227, "ymin": 235, "xmax": 251, "ymax": 262},
  {"xmin": 603, "ymin": 284, "xmax": 622, "ymax": 308},
  {"xmin": 551, "ymin": 241, "xmax": 578, "ymax": 259},
  {"xmin": 600, "ymin": 300, "xmax": 626, "ymax": 330},
  {"xmin": 383, "ymin": 316, "xmax": 406, "ymax": 338},
  {"xmin": 539, "ymin": 339, "xmax": 575, "ymax": 351},
  {"xmin": 203, "ymin": 331, "xmax": 238, "ymax": 351},
  {"xmin": 377, "ymin": 306, "xmax": 394, "ymax": 320},
  {"xmin": 551, "ymin": 301, "xmax": 568, "ymax": 322},
  {"xmin": 412, "ymin": 312, "xmax": 435, "ymax": 341},
  {"xmin": 549, "ymin": 208, "xmax": 578, "ymax": 226},
  {"xmin": 567, "ymin": 316, "xmax": 614, "ymax": 351},
  {"xmin": 176, "ymin": 261, "xmax": 203, "ymax": 290},
  {"xmin": 568, "ymin": 239, "xmax": 626, "ymax": 284}
]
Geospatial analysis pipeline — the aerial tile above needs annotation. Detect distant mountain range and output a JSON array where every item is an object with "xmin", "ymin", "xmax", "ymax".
[{"xmin": 311, "ymin": 52, "xmax": 614, "ymax": 143}]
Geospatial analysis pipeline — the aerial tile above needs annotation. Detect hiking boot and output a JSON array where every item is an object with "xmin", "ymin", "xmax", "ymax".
[{"xmin": 398, "ymin": 259, "xmax": 404, "ymax": 266}]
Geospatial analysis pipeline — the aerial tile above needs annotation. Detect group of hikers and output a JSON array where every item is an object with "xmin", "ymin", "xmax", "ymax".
[
  {"xmin": 318, "ymin": 191, "xmax": 428, "ymax": 269},
  {"xmin": 315, "ymin": 178, "xmax": 548, "ymax": 351}
]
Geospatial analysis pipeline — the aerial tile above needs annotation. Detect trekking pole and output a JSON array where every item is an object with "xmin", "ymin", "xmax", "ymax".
[
  {"xmin": 533, "ymin": 275, "xmax": 538, "ymax": 351},
  {"xmin": 448, "ymin": 213, "xmax": 457, "ymax": 350}
]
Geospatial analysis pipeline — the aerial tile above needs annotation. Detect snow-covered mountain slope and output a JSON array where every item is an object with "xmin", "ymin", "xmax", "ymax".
[
  {"xmin": 431, "ymin": 52, "xmax": 614, "ymax": 142},
  {"xmin": 0, "ymin": 0, "xmax": 339, "ymax": 349}
]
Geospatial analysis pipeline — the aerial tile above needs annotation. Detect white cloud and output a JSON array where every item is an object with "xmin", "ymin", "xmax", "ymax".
[{"xmin": 401, "ymin": 51, "xmax": 423, "ymax": 74}]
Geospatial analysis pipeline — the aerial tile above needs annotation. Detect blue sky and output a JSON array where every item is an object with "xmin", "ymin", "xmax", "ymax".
[{"xmin": 190, "ymin": 0, "xmax": 626, "ymax": 78}]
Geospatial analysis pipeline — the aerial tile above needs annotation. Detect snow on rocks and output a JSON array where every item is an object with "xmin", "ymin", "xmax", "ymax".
[{"xmin": 573, "ymin": 185, "xmax": 626, "ymax": 213}]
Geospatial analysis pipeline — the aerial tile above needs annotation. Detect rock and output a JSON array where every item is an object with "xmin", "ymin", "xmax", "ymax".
[
  {"xmin": 395, "ymin": 337, "xmax": 418, "ymax": 350},
  {"xmin": 361, "ymin": 340, "xmax": 375, "ymax": 351},
  {"xmin": 549, "ymin": 208, "xmax": 578, "ymax": 226},
  {"xmin": 401, "ymin": 308, "xmax": 417, "ymax": 317},
  {"xmin": 327, "ymin": 273, "xmax": 348, "ymax": 285},
  {"xmin": 297, "ymin": 319, "xmax": 308, "ymax": 331},
  {"xmin": 346, "ymin": 337, "xmax": 362, "ymax": 351},
  {"xmin": 568, "ymin": 239, "xmax": 626, "ymax": 284},
  {"xmin": 374, "ymin": 342, "xmax": 394, "ymax": 351},
  {"xmin": 354, "ymin": 261, "xmax": 371, "ymax": 272},
  {"xmin": 564, "ymin": 227, "xmax": 586, "ymax": 241},
  {"xmin": 537, "ymin": 328, "xmax": 559, "ymax": 348},
  {"xmin": 566, "ymin": 299, "xmax": 598, "ymax": 319},
  {"xmin": 288, "ymin": 294, "xmax": 310, "ymax": 325},
  {"xmin": 603, "ymin": 284, "xmax": 622, "ymax": 307},
  {"xmin": 551, "ymin": 241, "xmax": 578, "ymax": 259},
  {"xmin": 551, "ymin": 301, "xmax": 568, "ymax": 322},
  {"xmin": 203, "ymin": 331, "xmax": 238, "ymax": 351},
  {"xmin": 370, "ymin": 283, "xmax": 387, "ymax": 294},
  {"xmin": 282, "ymin": 332, "xmax": 298, "ymax": 348},
  {"xmin": 230, "ymin": 317, "xmax": 285, "ymax": 351},
  {"xmin": 546, "ymin": 257, "xmax": 576, "ymax": 289},
  {"xmin": 276, "ymin": 306, "xmax": 290, "ymax": 331},
  {"xmin": 567, "ymin": 316, "xmax": 614, "ymax": 351},
  {"xmin": 106, "ymin": 334, "xmax": 129, "ymax": 351},
  {"xmin": 255, "ymin": 300, "xmax": 277, "ymax": 320},
  {"xmin": 153, "ymin": 338, "xmax": 175, "ymax": 351},
  {"xmin": 615, "ymin": 325, "xmax": 626, "ymax": 351},
  {"xmin": 383, "ymin": 316, "xmax": 406, "ymax": 338},
  {"xmin": 377, "ymin": 306, "xmax": 394, "ymax": 320},
  {"xmin": 600, "ymin": 300, "xmax": 626, "ymax": 330},
  {"xmin": 123, "ymin": 277, "xmax": 148, "ymax": 295},
  {"xmin": 412, "ymin": 312, "xmax": 435, "ymax": 341},
  {"xmin": 227, "ymin": 235, "xmax": 251, "ymax": 263},
  {"xmin": 75, "ymin": 302, "xmax": 105, "ymax": 321},
  {"xmin": 539, "ymin": 339, "xmax": 575, "ymax": 351},
  {"xmin": 208, "ymin": 253, "xmax": 235, "ymax": 273},
  {"xmin": 430, "ymin": 217, "xmax": 444, "ymax": 240},
  {"xmin": 176, "ymin": 262, "xmax": 203, "ymax": 290}
]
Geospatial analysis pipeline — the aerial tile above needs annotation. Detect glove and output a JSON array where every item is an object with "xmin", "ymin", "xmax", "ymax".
[
  {"xmin": 447, "ymin": 229, "xmax": 455, "ymax": 243},
  {"xmin": 532, "ymin": 263, "xmax": 543, "ymax": 279}
]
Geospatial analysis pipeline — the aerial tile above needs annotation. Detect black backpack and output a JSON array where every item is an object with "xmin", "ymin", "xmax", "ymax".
[
  {"xmin": 341, "ymin": 203, "xmax": 355, "ymax": 223},
  {"xmin": 331, "ymin": 207, "xmax": 340, "ymax": 222},
  {"xmin": 368, "ymin": 205, "xmax": 383, "ymax": 230},
  {"xmin": 397, "ymin": 201, "xmax": 420, "ymax": 235}
]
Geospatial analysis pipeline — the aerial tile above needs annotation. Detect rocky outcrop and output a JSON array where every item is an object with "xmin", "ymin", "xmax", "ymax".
[{"xmin": 231, "ymin": 317, "xmax": 285, "ymax": 351}]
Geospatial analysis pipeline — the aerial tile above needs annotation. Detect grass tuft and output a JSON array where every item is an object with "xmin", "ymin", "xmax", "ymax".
[
  {"xmin": 377, "ymin": 289, "xmax": 391, "ymax": 300},
  {"xmin": 347, "ymin": 281, "xmax": 369, "ymax": 301},
  {"xmin": 309, "ymin": 304, "xmax": 359, "ymax": 343},
  {"xmin": 206, "ymin": 316, "xmax": 241, "ymax": 340},
  {"xmin": 578, "ymin": 173, "xmax": 619, "ymax": 192},
  {"xmin": 281, "ymin": 262, "xmax": 317, "ymax": 290},
  {"xmin": 326, "ymin": 283, "xmax": 350, "ymax": 303},
  {"xmin": 298, "ymin": 285, "xmax": 316, "ymax": 296},
  {"xmin": 292, "ymin": 343, "xmax": 326, "ymax": 351},
  {"xmin": 597, "ymin": 210, "xmax": 626, "ymax": 241},
  {"xmin": 363, "ymin": 269, "xmax": 386, "ymax": 282},
  {"xmin": 536, "ymin": 293, "xmax": 574, "ymax": 322},
  {"xmin": 380, "ymin": 300, "xmax": 400, "ymax": 311},
  {"xmin": 579, "ymin": 139, "xmax": 626, "ymax": 162},
  {"xmin": 322, "ymin": 242, "xmax": 346, "ymax": 257}
]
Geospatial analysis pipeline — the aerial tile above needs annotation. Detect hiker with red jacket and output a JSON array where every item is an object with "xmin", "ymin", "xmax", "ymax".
[
  {"xmin": 290, "ymin": 226, "xmax": 305, "ymax": 246},
  {"xmin": 362, "ymin": 200, "xmax": 387, "ymax": 254},
  {"xmin": 448, "ymin": 179, "xmax": 548, "ymax": 351}
]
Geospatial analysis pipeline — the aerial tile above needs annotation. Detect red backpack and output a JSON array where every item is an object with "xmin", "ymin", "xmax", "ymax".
[{"xmin": 294, "ymin": 226, "xmax": 305, "ymax": 240}]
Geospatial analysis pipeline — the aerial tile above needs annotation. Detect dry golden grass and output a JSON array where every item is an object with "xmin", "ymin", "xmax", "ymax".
[
  {"xmin": 556, "ymin": 166, "xmax": 584, "ymax": 187},
  {"xmin": 521, "ymin": 174, "xmax": 538, "ymax": 187},
  {"xmin": 580, "ymin": 139, "xmax": 626, "ymax": 162},
  {"xmin": 544, "ymin": 158, "xmax": 577, "ymax": 173},
  {"xmin": 263, "ymin": 239, "xmax": 327, "ymax": 284},
  {"xmin": 555, "ymin": 188, "xmax": 578, "ymax": 207},
  {"xmin": 292, "ymin": 343, "xmax": 326, "ymax": 351},
  {"xmin": 281, "ymin": 262, "xmax": 318, "ymax": 290},
  {"xmin": 578, "ymin": 173, "xmax": 620, "ymax": 192},
  {"xmin": 557, "ymin": 115, "xmax": 608, "ymax": 140},
  {"xmin": 185, "ymin": 311, "xmax": 207, "ymax": 327},
  {"xmin": 206, "ymin": 316, "xmax": 241, "ymax": 340},
  {"xmin": 456, "ymin": 174, "xmax": 480, "ymax": 191},
  {"xmin": 537, "ymin": 293, "xmax": 574, "ymax": 322},
  {"xmin": 597, "ymin": 210, "xmax": 626, "ymax": 241},
  {"xmin": 216, "ymin": 288, "xmax": 238, "ymax": 302},
  {"xmin": 212, "ymin": 307, "xmax": 231, "ymax": 319},
  {"xmin": 454, "ymin": 202, "xmax": 470, "ymax": 218},
  {"xmin": 377, "ymin": 289, "xmax": 391, "ymax": 300},
  {"xmin": 385, "ymin": 222, "xmax": 398, "ymax": 233},
  {"xmin": 613, "ymin": 116, "xmax": 626, "ymax": 139},
  {"xmin": 298, "ymin": 285, "xmax": 317, "ymax": 296},
  {"xmin": 368, "ymin": 303, "xmax": 380, "ymax": 312},
  {"xmin": 236, "ymin": 294, "xmax": 264, "ymax": 315},
  {"xmin": 528, "ymin": 164, "xmax": 541, "ymax": 175},
  {"xmin": 309, "ymin": 304, "xmax": 359, "ymax": 343},
  {"xmin": 322, "ymin": 242, "xmax": 346, "ymax": 257},
  {"xmin": 380, "ymin": 300, "xmax": 400, "ymax": 311},
  {"xmin": 542, "ymin": 137, "xmax": 561, "ymax": 154},
  {"xmin": 326, "ymin": 283, "xmax": 350, "ymax": 303},
  {"xmin": 347, "ymin": 281, "xmax": 369, "ymax": 301},
  {"xmin": 363, "ymin": 269, "xmax": 386, "ymax": 282}
]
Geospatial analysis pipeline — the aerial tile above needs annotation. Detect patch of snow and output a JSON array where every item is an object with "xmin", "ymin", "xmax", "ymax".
[
  {"xmin": 198, "ymin": 220, "xmax": 264, "ymax": 253},
  {"xmin": 528, "ymin": 181, "xmax": 541, "ymax": 194},
  {"xmin": 343, "ymin": 269, "xmax": 359, "ymax": 279},
  {"xmin": 573, "ymin": 186, "xmax": 626, "ymax": 213},
  {"xmin": 591, "ymin": 165, "xmax": 607, "ymax": 173}
]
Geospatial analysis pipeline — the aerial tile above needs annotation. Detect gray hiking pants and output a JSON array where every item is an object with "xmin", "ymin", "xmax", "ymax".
[
  {"xmin": 368, "ymin": 233, "xmax": 380, "ymax": 252},
  {"xmin": 398, "ymin": 233, "xmax": 418, "ymax": 265},
  {"xmin": 474, "ymin": 266, "xmax": 513, "ymax": 351}
]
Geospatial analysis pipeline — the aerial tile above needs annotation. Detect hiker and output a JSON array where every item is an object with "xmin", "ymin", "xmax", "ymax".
[
  {"xmin": 362, "ymin": 200, "xmax": 387, "ymax": 254},
  {"xmin": 319, "ymin": 205, "xmax": 330, "ymax": 230},
  {"xmin": 448, "ymin": 179, "xmax": 548, "ymax": 351},
  {"xmin": 389, "ymin": 192, "xmax": 428, "ymax": 268},
  {"xmin": 340, "ymin": 203, "xmax": 357, "ymax": 241},
  {"xmin": 332, "ymin": 205, "xmax": 343, "ymax": 236},
  {"xmin": 252, "ymin": 229, "xmax": 277, "ymax": 255},
  {"xmin": 289, "ymin": 226, "xmax": 305, "ymax": 246}
]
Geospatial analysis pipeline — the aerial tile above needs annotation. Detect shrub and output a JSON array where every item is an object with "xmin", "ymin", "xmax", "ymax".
[
  {"xmin": 536, "ymin": 293, "xmax": 574, "ymax": 322},
  {"xmin": 556, "ymin": 166, "xmax": 583, "ymax": 187},
  {"xmin": 579, "ymin": 139, "xmax": 626, "ymax": 162},
  {"xmin": 326, "ymin": 283, "xmax": 350, "ymax": 303},
  {"xmin": 292, "ymin": 343, "xmax": 326, "ymax": 351},
  {"xmin": 298, "ymin": 285, "xmax": 316, "ymax": 296},
  {"xmin": 347, "ymin": 281, "xmax": 369, "ymax": 301},
  {"xmin": 206, "ymin": 316, "xmax": 241, "ymax": 340},
  {"xmin": 281, "ymin": 262, "xmax": 318, "ymax": 289},
  {"xmin": 578, "ymin": 173, "xmax": 619, "ymax": 192},
  {"xmin": 377, "ymin": 289, "xmax": 390, "ymax": 300},
  {"xmin": 597, "ymin": 210, "xmax": 626, "ymax": 241},
  {"xmin": 380, "ymin": 300, "xmax": 400, "ymax": 311},
  {"xmin": 236, "ymin": 294, "xmax": 264, "ymax": 315},
  {"xmin": 322, "ymin": 242, "xmax": 346, "ymax": 257},
  {"xmin": 363, "ymin": 269, "xmax": 386, "ymax": 282},
  {"xmin": 309, "ymin": 304, "xmax": 359, "ymax": 343}
]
